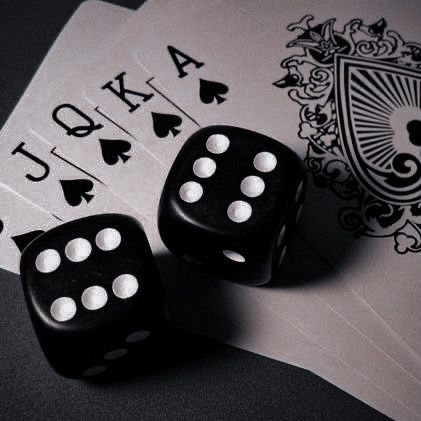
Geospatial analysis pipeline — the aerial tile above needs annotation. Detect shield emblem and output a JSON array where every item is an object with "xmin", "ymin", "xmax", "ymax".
[{"xmin": 335, "ymin": 55, "xmax": 421, "ymax": 205}]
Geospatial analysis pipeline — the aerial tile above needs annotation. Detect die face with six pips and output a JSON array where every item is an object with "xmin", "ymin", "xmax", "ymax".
[
  {"xmin": 20, "ymin": 213, "xmax": 167, "ymax": 378},
  {"xmin": 158, "ymin": 125, "xmax": 306, "ymax": 285}
]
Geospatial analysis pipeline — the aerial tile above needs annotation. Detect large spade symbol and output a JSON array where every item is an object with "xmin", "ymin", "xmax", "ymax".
[
  {"xmin": 335, "ymin": 55, "xmax": 421, "ymax": 204},
  {"xmin": 60, "ymin": 179, "xmax": 94, "ymax": 206},
  {"xmin": 199, "ymin": 78, "xmax": 229, "ymax": 105},
  {"xmin": 11, "ymin": 230, "xmax": 45, "ymax": 252},
  {"xmin": 151, "ymin": 112, "xmax": 182, "ymax": 138},
  {"xmin": 407, "ymin": 120, "xmax": 421, "ymax": 147},
  {"xmin": 99, "ymin": 139, "xmax": 132, "ymax": 165}
]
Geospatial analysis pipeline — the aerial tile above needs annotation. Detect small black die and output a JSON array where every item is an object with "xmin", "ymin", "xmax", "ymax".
[
  {"xmin": 20, "ymin": 213, "xmax": 167, "ymax": 378},
  {"xmin": 158, "ymin": 126, "xmax": 306, "ymax": 285}
]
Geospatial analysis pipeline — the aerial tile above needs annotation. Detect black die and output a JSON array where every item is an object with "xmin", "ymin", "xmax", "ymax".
[
  {"xmin": 20, "ymin": 213, "xmax": 167, "ymax": 378},
  {"xmin": 158, "ymin": 126, "xmax": 306, "ymax": 285}
]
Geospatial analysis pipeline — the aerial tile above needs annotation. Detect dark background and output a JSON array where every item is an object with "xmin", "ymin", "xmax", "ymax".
[{"xmin": 0, "ymin": 0, "xmax": 387, "ymax": 419}]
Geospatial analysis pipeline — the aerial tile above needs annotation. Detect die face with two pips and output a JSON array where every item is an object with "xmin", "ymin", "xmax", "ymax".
[
  {"xmin": 158, "ymin": 125, "xmax": 306, "ymax": 285},
  {"xmin": 20, "ymin": 213, "xmax": 167, "ymax": 378}
]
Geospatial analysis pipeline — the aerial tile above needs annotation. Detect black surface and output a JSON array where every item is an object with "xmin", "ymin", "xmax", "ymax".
[{"xmin": 0, "ymin": 0, "xmax": 387, "ymax": 419}]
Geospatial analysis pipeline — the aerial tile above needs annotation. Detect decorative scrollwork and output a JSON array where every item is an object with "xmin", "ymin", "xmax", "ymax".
[{"xmin": 277, "ymin": 15, "xmax": 421, "ymax": 254}]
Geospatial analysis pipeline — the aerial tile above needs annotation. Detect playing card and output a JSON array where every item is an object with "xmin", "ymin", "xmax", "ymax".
[
  {"xmin": 0, "ymin": 184, "xmax": 58, "ymax": 273},
  {"xmin": 74, "ymin": 0, "xmax": 421, "ymax": 412}
]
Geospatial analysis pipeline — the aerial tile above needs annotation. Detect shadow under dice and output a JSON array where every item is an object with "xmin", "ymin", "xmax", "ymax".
[
  {"xmin": 158, "ymin": 126, "xmax": 306, "ymax": 285},
  {"xmin": 20, "ymin": 214, "xmax": 167, "ymax": 378}
]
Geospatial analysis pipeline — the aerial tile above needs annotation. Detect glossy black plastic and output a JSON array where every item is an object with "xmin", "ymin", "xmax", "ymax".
[
  {"xmin": 20, "ymin": 213, "xmax": 167, "ymax": 378},
  {"xmin": 158, "ymin": 125, "xmax": 306, "ymax": 285}
]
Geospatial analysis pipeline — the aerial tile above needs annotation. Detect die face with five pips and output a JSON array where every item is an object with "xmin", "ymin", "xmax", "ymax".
[
  {"xmin": 158, "ymin": 125, "xmax": 306, "ymax": 285},
  {"xmin": 20, "ymin": 213, "xmax": 167, "ymax": 378}
]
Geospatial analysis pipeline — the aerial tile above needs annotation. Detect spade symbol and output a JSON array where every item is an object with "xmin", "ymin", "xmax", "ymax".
[
  {"xmin": 199, "ymin": 78, "xmax": 229, "ymax": 105},
  {"xmin": 60, "ymin": 179, "xmax": 94, "ymax": 207},
  {"xmin": 99, "ymin": 139, "xmax": 132, "ymax": 165},
  {"xmin": 151, "ymin": 112, "xmax": 182, "ymax": 138},
  {"xmin": 11, "ymin": 230, "xmax": 45, "ymax": 252},
  {"xmin": 0, "ymin": 219, "xmax": 3, "ymax": 235},
  {"xmin": 407, "ymin": 120, "xmax": 421, "ymax": 147}
]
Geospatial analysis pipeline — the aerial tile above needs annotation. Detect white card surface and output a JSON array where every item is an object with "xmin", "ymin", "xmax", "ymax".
[{"xmin": 7, "ymin": 1, "xmax": 420, "ymax": 419}]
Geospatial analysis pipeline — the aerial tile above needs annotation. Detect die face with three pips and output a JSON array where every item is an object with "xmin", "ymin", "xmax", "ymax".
[
  {"xmin": 158, "ymin": 125, "xmax": 306, "ymax": 285},
  {"xmin": 20, "ymin": 213, "xmax": 167, "ymax": 378}
]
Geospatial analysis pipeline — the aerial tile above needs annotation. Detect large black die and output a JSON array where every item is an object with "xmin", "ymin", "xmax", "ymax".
[
  {"xmin": 158, "ymin": 126, "xmax": 306, "ymax": 285},
  {"xmin": 20, "ymin": 214, "xmax": 167, "ymax": 378}
]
